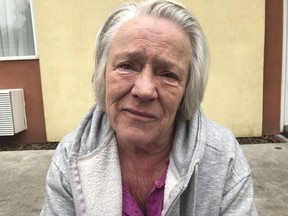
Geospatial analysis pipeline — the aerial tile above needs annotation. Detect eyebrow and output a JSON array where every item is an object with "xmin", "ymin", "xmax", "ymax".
[
  {"xmin": 112, "ymin": 49, "xmax": 188, "ymax": 76},
  {"xmin": 112, "ymin": 49, "xmax": 147, "ymax": 62}
]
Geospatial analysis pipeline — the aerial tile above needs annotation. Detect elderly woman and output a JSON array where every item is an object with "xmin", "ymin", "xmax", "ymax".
[{"xmin": 41, "ymin": 0, "xmax": 257, "ymax": 215}]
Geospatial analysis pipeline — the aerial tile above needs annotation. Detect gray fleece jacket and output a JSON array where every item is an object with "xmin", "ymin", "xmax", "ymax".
[{"xmin": 41, "ymin": 105, "xmax": 257, "ymax": 216}]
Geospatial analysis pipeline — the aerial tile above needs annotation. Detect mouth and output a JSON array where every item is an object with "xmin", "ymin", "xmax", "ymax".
[{"xmin": 122, "ymin": 108, "xmax": 157, "ymax": 121}]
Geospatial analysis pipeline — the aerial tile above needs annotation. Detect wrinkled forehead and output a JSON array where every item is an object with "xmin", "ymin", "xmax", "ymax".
[
  {"xmin": 106, "ymin": 16, "xmax": 191, "ymax": 81},
  {"xmin": 109, "ymin": 16, "xmax": 192, "ymax": 57}
]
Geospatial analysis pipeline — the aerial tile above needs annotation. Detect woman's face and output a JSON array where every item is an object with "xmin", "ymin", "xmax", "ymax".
[{"xmin": 105, "ymin": 17, "xmax": 191, "ymax": 149}]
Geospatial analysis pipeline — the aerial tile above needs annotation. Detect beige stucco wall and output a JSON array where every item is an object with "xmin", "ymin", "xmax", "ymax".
[{"xmin": 34, "ymin": 0, "xmax": 264, "ymax": 141}]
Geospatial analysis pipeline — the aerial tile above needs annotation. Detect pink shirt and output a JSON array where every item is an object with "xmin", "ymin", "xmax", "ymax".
[{"xmin": 122, "ymin": 170, "xmax": 167, "ymax": 216}]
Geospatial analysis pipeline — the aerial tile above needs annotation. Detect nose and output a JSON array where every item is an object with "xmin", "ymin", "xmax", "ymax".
[{"xmin": 131, "ymin": 69, "xmax": 158, "ymax": 101}]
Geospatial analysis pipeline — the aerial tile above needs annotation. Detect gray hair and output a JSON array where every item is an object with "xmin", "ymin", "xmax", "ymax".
[{"xmin": 92, "ymin": 0, "xmax": 208, "ymax": 119}]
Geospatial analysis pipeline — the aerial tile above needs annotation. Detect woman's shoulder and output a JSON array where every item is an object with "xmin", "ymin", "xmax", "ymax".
[
  {"xmin": 203, "ymin": 118, "xmax": 251, "ymax": 176},
  {"xmin": 53, "ymin": 131, "xmax": 77, "ymax": 163},
  {"xmin": 204, "ymin": 118, "xmax": 239, "ymax": 153}
]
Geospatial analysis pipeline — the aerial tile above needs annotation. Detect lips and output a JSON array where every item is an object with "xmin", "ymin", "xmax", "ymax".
[{"xmin": 123, "ymin": 108, "xmax": 157, "ymax": 120}]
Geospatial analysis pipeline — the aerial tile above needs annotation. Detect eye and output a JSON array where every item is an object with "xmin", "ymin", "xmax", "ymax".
[
  {"xmin": 118, "ymin": 62, "xmax": 134, "ymax": 71},
  {"xmin": 161, "ymin": 72, "xmax": 179, "ymax": 80},
  {"xmin": 159, "ymin": 71, "xmax": 180, "ymax": 87}
]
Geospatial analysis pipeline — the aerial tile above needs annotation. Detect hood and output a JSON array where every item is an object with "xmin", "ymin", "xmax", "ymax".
[
  {"xmin": 162, "ymin": 109, "xmax": 207, "ymax": 215},
  {"xmin": 70, "ymin": 104, "xmax": 113, "ymax": 157}
]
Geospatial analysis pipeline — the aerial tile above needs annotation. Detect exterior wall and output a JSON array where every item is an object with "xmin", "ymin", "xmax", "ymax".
[
  {"xmin": 189, "ymin": 0, "xmax": 265, "ymax": 137},
  {"xmin": 34, "ymin": 0, "xmax": 265, "ymax": 141},
  {"xmin": 0, "ymin": 60, "xmax": 46, "ymax": 144}
]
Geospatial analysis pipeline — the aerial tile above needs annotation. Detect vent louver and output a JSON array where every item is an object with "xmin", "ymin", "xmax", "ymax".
[{"xmin": 0, "ymin": 89, "xmax": 27, "ymax": 136}]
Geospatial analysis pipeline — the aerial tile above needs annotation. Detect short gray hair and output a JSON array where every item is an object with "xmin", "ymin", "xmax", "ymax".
[{"xmin": 92, "ymin": 0, "xmax": 208, "ymax": 119}]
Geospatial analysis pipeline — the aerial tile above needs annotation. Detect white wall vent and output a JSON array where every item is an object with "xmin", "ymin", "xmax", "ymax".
[{"xmin": 0, "ymin": 89, "xmax": 27, "ymax": 136}]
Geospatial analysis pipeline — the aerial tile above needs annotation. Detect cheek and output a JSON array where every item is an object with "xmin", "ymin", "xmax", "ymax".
[
  {"xmin": 161, "ymin": 85, "xmax": 185, "ymax": 108},
  {"xmin": 105, "ymin": 73, "xmax": 120, "ymax": 112},
  {"xmin": 105, "ymin": 72, "xmax": 134, "ymax": 107},
  {"xmin": 106, "ymin": 73, "xmax": 121, "ymax": 99}
]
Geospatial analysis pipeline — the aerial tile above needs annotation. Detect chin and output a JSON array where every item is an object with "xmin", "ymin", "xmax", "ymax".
[{"xmin": 117, "ymin": 128, "xmax": 154, "ymax": 146}]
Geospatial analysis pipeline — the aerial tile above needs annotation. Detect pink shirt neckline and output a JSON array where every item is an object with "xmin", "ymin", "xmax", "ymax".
[{"xmin": 122, "ymin": 168, "xmax": 167, "ymax": 216}]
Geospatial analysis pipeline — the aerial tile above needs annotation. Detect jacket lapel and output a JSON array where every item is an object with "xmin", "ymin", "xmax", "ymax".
[{"xmin": 70, "ymin": 135, "xmax": 122, "ymax": 216}]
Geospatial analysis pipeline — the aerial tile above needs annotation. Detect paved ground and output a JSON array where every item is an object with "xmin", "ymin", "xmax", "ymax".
[
  {"xmin": 0, "ymin": 143, "xmax": 287, "ymax": 216},
  {"xmin": 0, "ymin": 150, "xmax": 54, "ymax": 216},
  {"xmin": 241, "ymin": 143, "xmax": 288, "ymax": 216}
]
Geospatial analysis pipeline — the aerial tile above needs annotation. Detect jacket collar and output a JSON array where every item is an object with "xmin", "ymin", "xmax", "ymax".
[{"xmin": 163, "ymin": 109, "xmax": 206, "ymax": 215}]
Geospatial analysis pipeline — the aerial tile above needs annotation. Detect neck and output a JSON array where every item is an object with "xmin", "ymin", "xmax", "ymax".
[
  {"xmin": 118, "ymin": 139, "xmax": 171, "ymax": 184},
  {"xmin": 118, "ymin": 140, "xmax": 172, "ymax": 213},
  {"xmin": 119, "ymin": 144, "xmax": 170, "ymax": 178}
]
